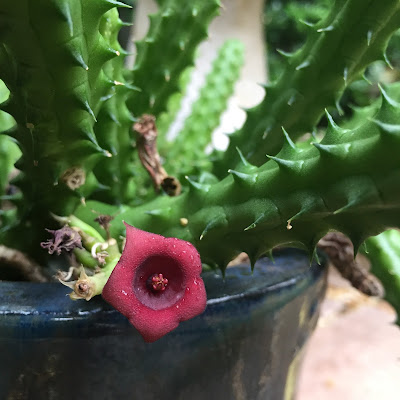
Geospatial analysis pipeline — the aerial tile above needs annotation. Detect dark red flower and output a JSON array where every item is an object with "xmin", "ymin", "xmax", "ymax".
[{"xmin": 102, "ymin": 223, "xmax": 207, "ymax": 342}]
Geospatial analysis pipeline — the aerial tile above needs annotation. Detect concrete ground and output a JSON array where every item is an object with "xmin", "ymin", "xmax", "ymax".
[{"xmin": 296, "ymin": 266, "xmax": 400, "ymax": 400}]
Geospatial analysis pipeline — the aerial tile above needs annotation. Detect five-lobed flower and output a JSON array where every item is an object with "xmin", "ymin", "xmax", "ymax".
[{"xmin": 102, "ymin": 223, "xmax": 207, "ymax": 342}]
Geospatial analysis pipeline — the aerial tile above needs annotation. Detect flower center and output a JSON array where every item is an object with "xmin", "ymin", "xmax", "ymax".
[{"xmin": 148, "ymin": 273, "xmax": 168, "ymax": 292}]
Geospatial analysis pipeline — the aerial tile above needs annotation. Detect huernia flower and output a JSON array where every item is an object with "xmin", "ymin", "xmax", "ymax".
[{"xmin": 102, "ymin": 223, "xmax": 207, "ymax": 342}]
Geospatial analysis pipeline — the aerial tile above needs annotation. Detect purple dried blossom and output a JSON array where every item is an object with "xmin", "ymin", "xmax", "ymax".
[{"xmin": 41, "ymin": 226, "xmax": 83, "ymax": 255}]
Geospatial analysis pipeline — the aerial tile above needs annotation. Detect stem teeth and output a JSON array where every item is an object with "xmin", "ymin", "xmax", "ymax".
[
  {"xmin": 295, "ymin": 60, "xmax": 310, "ymax": 71},
  {"xmin": 317, "ymin": 25, "xmax": 334, "ymax": 33},
  {"xmin": 367, "ymin": 30, "xmax": 373, "ymax": 46}
]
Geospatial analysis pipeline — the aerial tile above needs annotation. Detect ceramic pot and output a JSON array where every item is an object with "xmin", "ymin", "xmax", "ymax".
[{"xmin": 0, "ymin": 248, "xmax": 327, "ymax": 400}]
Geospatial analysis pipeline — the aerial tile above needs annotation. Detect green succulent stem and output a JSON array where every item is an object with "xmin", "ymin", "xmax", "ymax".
[
  {"xmin": 92, "ymin": 7, "xmax": 137, "ymax": 204},
  {"xmin": 163, "ymin": 39, "xmax": 244, "ymax": 178},
  {"xmin": 88, "ymin": 257, "xmax": 119, "ymax": 296},
  {"xmin": 0, "ymin": 0, "xmax": 128, "ymax": 255},
  {"xmin": 75, "ymin": 84, "xmax": 400, "ymax": 271},
  {"xmin": 215, "ymin": 0, "xmax": 400, "ymax": 176},
  {"xmin": 364, "ymin": 230, "xmax": 400, "ymax": 325},
  {"xmin": 126, "ymin": 0, "xmax": 221, "ymax": 117}
]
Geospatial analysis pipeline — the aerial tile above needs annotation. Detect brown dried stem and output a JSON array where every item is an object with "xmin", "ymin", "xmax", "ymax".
[
  {"xmin": 0, "ymin": 245, "xmax": 49, "ymax": 282},
  {"xmin": 133, "ymin": 114, "xmax": 181, "ymax": 196},
  {"xmin": 318, "ymin": 232, "xmax": 384, "ymax": 297}
]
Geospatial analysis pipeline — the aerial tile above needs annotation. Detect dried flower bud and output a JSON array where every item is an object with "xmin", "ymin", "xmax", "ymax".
[
  {"xmin": 59, "ymin": 267, "xmax": 96, "ymax": 301},
  {"xmin": 134, "ymin": 115, "xmax": 181, "ymax": 196},
  {"xmin": 94, "ymin": 214, "xmax": 114, "ymax": 239},
  {"xmin": 61, "ymin": 167, "xmax": 86, "ymax": 190},
  {"xmin": 41, "ymin": 226, "xmax": 83, "ymax": 255},
  {"xmin": 94, "ymin": 214, "xmax": 114, "ymax": 229}
]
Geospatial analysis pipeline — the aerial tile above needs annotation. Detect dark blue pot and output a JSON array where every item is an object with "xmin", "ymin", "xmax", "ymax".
[{"xmin": 0, "ymin": 249, "xmax": 326, "ymax": 400}]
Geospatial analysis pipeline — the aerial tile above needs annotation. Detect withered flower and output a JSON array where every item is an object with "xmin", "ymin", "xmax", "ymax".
[{"xmin": 40, "ymin": 226, "xmax": 83, "ymax": 255}]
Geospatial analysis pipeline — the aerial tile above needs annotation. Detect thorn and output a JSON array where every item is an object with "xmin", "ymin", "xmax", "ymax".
[
  {"xmin": 296, "ymin": 60, "xmax": 310, "ymax": 71},
  {"xmin": 311, "ymin": 128, "xmax": 318, "ymax": 140},
  {"xmin": 287, "ymin": 220, "xmax": 293, "ymax": 230},
  {"xmin": 378, "ymin": 84, "xmax": 400, "ymax": 108},
  {"xmin": 70, "ymin": 51, "xmax": 89, "ymax": 70},
  {"xmin": 162, "ymin": 9, "xmax": 172, "ymax": 18},
  {"xmin": 312, "ymin": 248, "xmax": 321, "ymax": 265},
  {"xmin": 298, "ymin": 19, "xmax": 315, "ymax": 28},
  {"xmin": 335, "ymin": 99, "xmax": 344, "ymax": 116},
  {"xmin": 287, "ymin": 95, "xmax": 296, "ymax": 106},
  {"xmin": 164, "ymin": 70, "xmax": 170, "ymax": 82},
  {"xmin": 185, "ymin": 176, "xmax": 210, "ymax": 193},
  {"xmin": 333, "ymin": 199, "xmax": 358, "ymax": 215},
  {"xmin": 248, "ymin": 253, "xmax": 258, "ymax": 271},
  {"xmin": 343, "ymin": 67, "xmax": 348, "ymax": 84},
  {"xmin": 149, "ymin": 95, "xmax": 155, "ymax": 108},
  {"xmin": 313, "ymin": 142, "xmax": 350, "ymax": 156},
  {"xmin": 276, "ymin": 48, "xmax": 294, "ymax": 58},
  {"xmin": 367, "ymin": 30, "xmax": 372, "ymax": 46},
  {"xmin": 107, "ymin": 111, "xmax": 121, "ymax": 126},
  {"xmin": 267, "ymin": 155, "xmax": 303, "ymax": 170},
  {"xmin": 145, "ymin": 208, "xmax": 171, "ymax": 217},
  {"xmin": 228, "ymin": 169, "xmax": 257, "ymax": 185},
  {"xmin": 383, "ymin": 52, "xmax": 393, "ymax": 69},
  {"xmin": 104, "ymin": 0, "xmax": 132, "ymax": 9},
  {"xmin": 288, "ymin": 198, "xmax": 320, "ymax": 224},
  {"xmin": 317, "ymin": 25, "xmax": 334, "ymax": 33},
  {"xmin": 268, "ymin": 250, "xmax": 275, "ymax": 263},
  {"xmin": 59, "ymin": 2, "xmax": 74, "ymax": 36},
  {"xmin": 324, "ymin": 109, "xmax": 341, "ymax": 131},
  {"xmin": 120, "ymin": 21, "xmax": 133, "ymax": 28},
  {"xmin": 262, "ymin": 126, "xmax": 272, "ymax": 140},
  {"xmin": 282, "ymin": 127, "xmax": 296, "ymax": 149},
  {"xmin": 244, "ymin": 213, "xmax": 265, "ymax": 231},
  {"xmin": 235, "ymin": 147, "xmax": 250, "ymax": 167},
  {"xmin": 83, "ymin": 101, "xmax": 97, "ymax": 122},
  {"xmin": 370, "ymin": 118, "xmax": 400, "ymax": 136},
  {"xmin": 199, "ymin": 216, "xmax": 227, "ymax": 240},
  {"xmin": 362, "ymin": 73, "xmax": 372, "ymax": 85}
]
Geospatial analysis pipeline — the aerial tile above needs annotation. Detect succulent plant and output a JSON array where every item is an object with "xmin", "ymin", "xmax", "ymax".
[{"xmin": 1, "ymin": 0, "xmax": 400, "ymax": 338}]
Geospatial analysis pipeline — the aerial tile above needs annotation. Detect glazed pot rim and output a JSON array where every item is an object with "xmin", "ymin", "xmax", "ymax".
[
  {"xmin": 0, "ymin": 248, "xmax": 327, "ymax": 339},
  {"xmin": 0, "ymin": 248, "xmax": 326, "ymax": 312}
]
